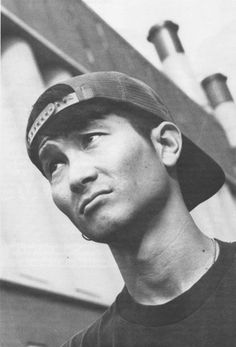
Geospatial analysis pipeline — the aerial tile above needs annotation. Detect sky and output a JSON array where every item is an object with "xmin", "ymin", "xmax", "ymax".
[{"xmin": 84, "ymin": 0, "xmax": 236, "ymax": 100}]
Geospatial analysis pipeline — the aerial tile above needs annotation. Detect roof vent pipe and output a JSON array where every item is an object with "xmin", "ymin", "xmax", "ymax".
[
  {"xmin": 147, "ymin": 21, "xmax": 209, "ymax": 111},
  {"xmin": 202, "ymin": 74, "xmax": 236, "ymax": 148}
]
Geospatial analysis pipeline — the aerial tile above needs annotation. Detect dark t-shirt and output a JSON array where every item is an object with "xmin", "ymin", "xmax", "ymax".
[{"xmin": 62, "ymin": 240, "xmax": 236, "ymax": 347}]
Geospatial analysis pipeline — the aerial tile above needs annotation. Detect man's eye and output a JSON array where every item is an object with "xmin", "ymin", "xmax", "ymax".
[
  {"xmin": 49, "ymin": 162, "xmax": 60, "ymax": 174},
  {"xmin": 46, "ymin": 161, "xmax": 64, "ymax": 178},
  {"xmin": 82, "ymin": 133, "xmax": 102, "ymax": 148}
]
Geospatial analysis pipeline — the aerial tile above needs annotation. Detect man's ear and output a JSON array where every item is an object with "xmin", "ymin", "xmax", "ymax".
[{"xmin": 150, "ymin": 121, "xmax": 182, "ymax": 168}]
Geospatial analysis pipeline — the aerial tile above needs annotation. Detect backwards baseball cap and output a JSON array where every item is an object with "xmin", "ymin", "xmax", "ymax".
[{"xmin": 26, "ymin": 71, "xmax": 225, "ymax": 210}]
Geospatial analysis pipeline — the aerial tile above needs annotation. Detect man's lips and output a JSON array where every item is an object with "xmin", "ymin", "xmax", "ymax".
[{"xmin": 79, "ymin": 190, "xmax": 112, "ymax": 214}]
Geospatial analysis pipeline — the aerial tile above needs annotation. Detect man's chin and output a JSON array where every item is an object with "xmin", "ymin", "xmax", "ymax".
[
  {"xmin": 73, "ymin": 206, "xmax": 145, "ymax": 244},
  {"xmin": 79, "ymin": 224, "xmax": 123, "ymax": 244},
  {"xmin": 77, "ymin": 216, "xmax": 132, "ymax": 245}
]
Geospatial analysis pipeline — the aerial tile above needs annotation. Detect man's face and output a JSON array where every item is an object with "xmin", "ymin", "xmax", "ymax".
[{"xmin": 38, "ymin": 113, "xmax": 170, "ymax": 244}]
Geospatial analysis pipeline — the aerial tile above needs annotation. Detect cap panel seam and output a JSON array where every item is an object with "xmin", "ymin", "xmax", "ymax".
[{"xmin": 116, "ymin": 74, "xmax": 127, "ymax": 100}]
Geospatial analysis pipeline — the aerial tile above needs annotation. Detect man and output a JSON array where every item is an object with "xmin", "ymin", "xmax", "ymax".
[{"xmin": 26, "ymin": 71, "xmax": 236, "ymax": 346}]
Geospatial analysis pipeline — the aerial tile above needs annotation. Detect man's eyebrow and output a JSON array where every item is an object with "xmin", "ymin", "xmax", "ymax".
[
  {"xmin": 38, "ymin": 138, "xmax": 57, "ymax": 159},
  {"xmin": 75, "ymin": 116, "xmax": 108, "ymax": 130},
  {"xmin": 38, "ymin": 136, "xmax": 50, "ymax": 150},
  {"xmin": 82, "ymin": 122, "xmax": 107, "ymax": 132}
]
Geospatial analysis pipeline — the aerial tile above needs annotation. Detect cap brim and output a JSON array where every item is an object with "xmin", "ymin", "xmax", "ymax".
[{"xmin": 178, "ymin": 135, "xmax": 225, "ymax": 210}]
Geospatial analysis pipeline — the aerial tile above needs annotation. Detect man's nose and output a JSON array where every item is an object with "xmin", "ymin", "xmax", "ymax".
[{"xmin": 68, "ymin": 153, "xmax": 98, "ymax": 193}]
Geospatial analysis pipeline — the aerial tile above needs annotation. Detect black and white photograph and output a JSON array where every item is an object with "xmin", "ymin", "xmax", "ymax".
[{"xmin": 1, "ymin": 1, "xmax": 236, "ymax": 346}]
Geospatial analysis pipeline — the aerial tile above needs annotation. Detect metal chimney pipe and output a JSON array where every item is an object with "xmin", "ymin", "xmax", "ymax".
[
  {"xmin": 201, "ymin": 73, "xmax": 233, "ymax": 108},
  {"xmin": 147, "ymin": 21, "xmax": 184, "ymax": 61},
  {"xmin": 202, "ymin": 73, "xmax": 236, "ymax": 148},
  {"xmin": 147, "ymin": 21, "xmax": 209, "ymax": 111}
]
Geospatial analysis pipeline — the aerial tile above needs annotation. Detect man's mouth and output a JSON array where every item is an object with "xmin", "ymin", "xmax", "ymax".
[{"xmin": 80, "ymin": 190, "xmax": 112, "ymax": 215}]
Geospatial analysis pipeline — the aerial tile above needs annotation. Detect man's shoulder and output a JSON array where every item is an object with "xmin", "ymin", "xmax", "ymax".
[{"xmin": 60, "ymin": 302, "xmax": 116, "ymax": 347}]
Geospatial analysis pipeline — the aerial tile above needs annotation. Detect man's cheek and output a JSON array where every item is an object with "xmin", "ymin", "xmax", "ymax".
[{"xmin": 52, "ymin": 189, "xmax": 69, "ymax": 214}]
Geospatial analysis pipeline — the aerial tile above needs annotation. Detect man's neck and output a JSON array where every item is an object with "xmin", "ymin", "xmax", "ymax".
[{"xmin": 110, "ymin": 200, "xmax": 218, "ymax": 306}]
